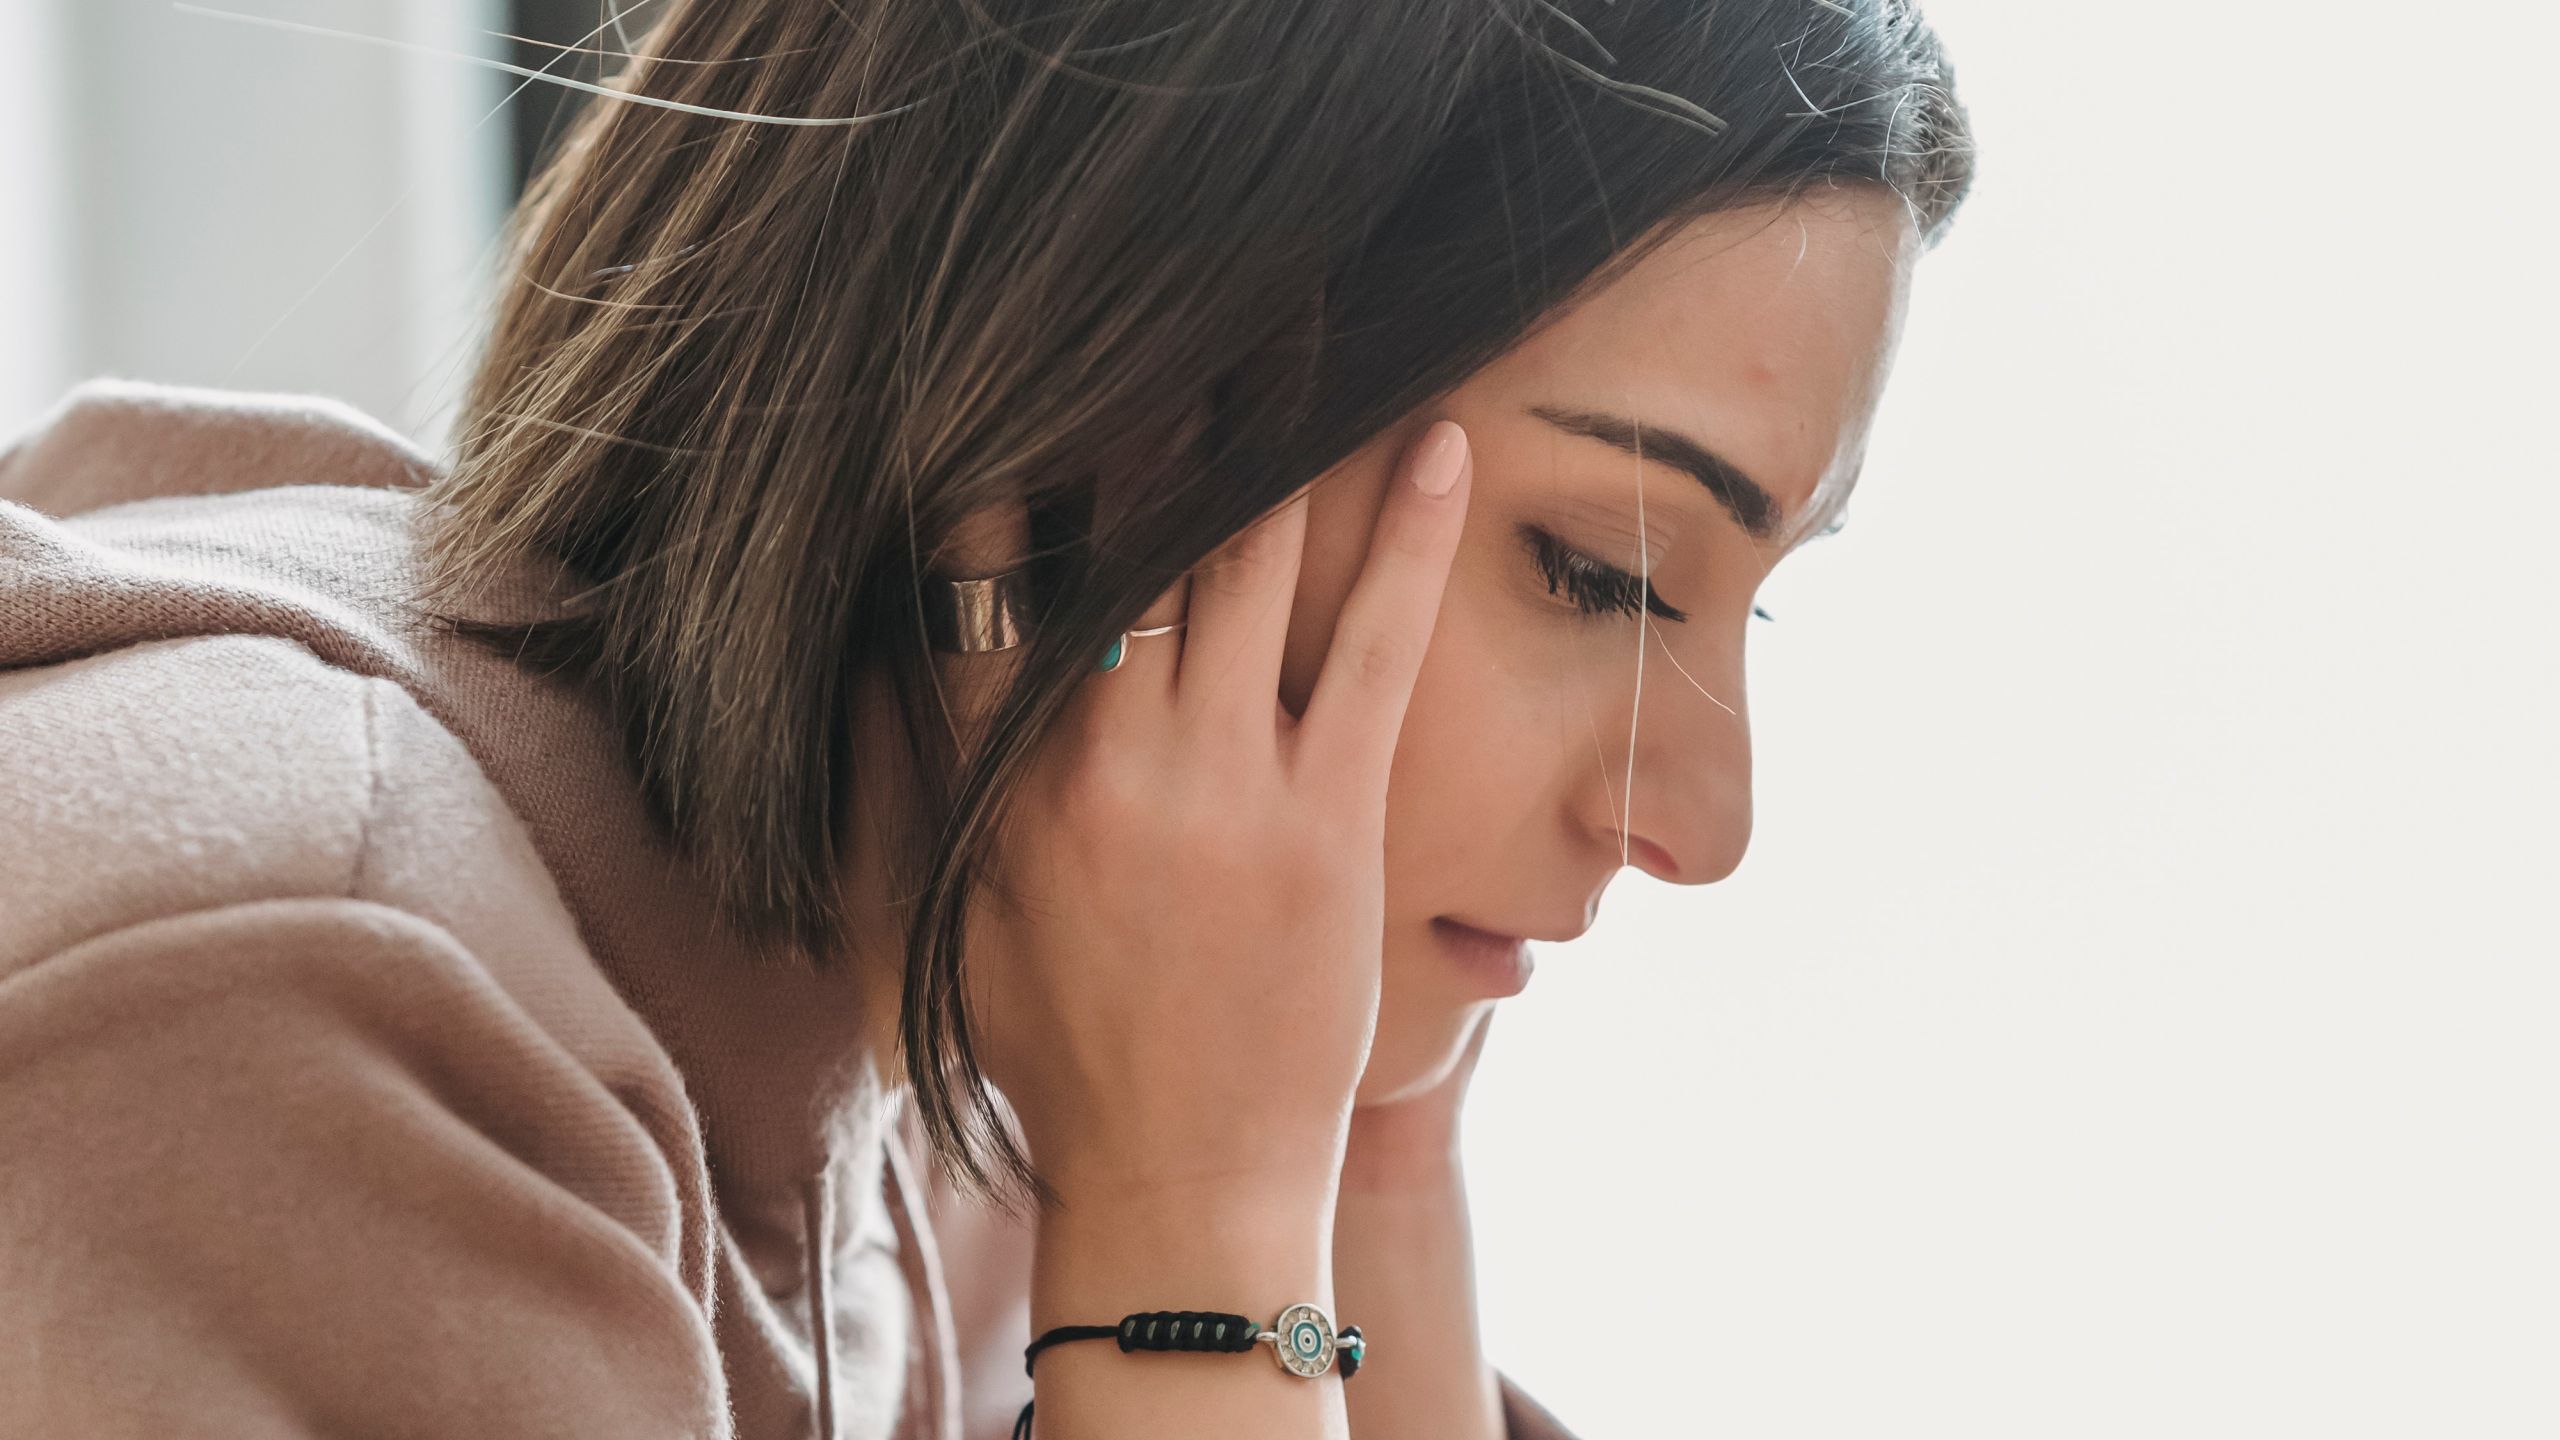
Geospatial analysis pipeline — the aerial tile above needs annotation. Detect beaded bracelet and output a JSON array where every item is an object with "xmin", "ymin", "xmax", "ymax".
[{"xmin": 1010, "ymin": 1301, "xmax": 1366, "ymax": 1439}]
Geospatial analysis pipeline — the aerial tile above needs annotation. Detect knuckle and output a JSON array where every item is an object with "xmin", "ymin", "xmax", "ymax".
[
  {"xmin": 1182, "ymin": 813, "xmax": 1258, "ymax": 876},
  {"xmin": 1259, "ymin": 845, "xmax": 1330, "ymax": 901},
  {"xmin": 1341, "ymin": 624, "xmax": 1422, "ymax": 691},
  {"xmin": 1197, "ymin": 520, "xmax": 1287, "ymax": 595},
  {"xmin": 1294, "ymin": 801, "xmax": 1380, "ymax": 880},
  {"xmin": 1060, "ymin": 746, "xmax": 1150, "ymax": 829},
  {"xmin": 1193, "ymin": 549, "xmax": 1263, "ymax": 599}
]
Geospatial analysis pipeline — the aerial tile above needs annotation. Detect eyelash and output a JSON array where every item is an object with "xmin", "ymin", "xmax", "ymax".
[{"xmin": 1519, "ymin": 524, "xmax": 1690, "ymax": 623}]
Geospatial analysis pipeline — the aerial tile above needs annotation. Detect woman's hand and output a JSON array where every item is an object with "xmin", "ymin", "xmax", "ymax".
[{"xmin": 961, "ymin": 419, "xmax": 1474, "ymax": 1209}]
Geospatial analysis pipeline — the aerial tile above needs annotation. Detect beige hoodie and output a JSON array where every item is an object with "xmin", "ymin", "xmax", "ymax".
[{"xmin": 0, "ymin": 379, "xmax": 1579, "ymax": 1440}]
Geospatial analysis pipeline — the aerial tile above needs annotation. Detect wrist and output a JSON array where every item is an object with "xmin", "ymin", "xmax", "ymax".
[
  {"xmin": 1041, "ymin": 1145, "xmax": 1343, "ymax": 1212},
  {"xmin": 1338, "ymin": 1122, "xmax": 1463, "ymax": 1198},
  {"xmin": 1033, "ymin": 1179, "xmax": 1339, "ymax": 1335}
]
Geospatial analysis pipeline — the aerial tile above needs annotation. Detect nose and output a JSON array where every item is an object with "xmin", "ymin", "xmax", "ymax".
[
  {"xmin": 1620, "ymin": 755, "xmax": 1752, "ymax": 885},
  {"xmin": 1577, "ymin": 636, "xmax": 1754, "ymax": 887}
]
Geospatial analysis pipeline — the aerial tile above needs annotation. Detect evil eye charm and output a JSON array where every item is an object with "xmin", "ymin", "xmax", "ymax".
[{"xmin": 1267, "ymin": 1302, "xmax": 1338, "ymax": 1378}]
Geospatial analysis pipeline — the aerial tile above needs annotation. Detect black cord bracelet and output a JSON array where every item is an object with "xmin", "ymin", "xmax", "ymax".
[{"xmin": 1010, "ymin": 1302, "xmax": 1365, "ymax": 1439}]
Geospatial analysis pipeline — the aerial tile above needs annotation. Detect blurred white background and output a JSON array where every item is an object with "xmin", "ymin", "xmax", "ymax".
[
  {"xmin": 1472, "ymin": 4, "xmax": 2560, "ymax": 1436},
  {"xmin": 0, "ymin": 0, "xmax": 506, "ymax": 449},
  {"xmin": 5, "ymin": 2, "xmax": 2554, "ymax": 1436}
]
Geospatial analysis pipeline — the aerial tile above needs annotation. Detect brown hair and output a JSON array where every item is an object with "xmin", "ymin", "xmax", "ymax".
[{"xmin": 423, "ymin": 0, "xmax": 1977, "ymax": 1208}]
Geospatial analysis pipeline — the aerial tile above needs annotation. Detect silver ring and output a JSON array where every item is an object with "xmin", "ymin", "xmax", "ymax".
[{"xmin": 1097, "ymin": 620, "xmax": 1185, "ymax": 673}]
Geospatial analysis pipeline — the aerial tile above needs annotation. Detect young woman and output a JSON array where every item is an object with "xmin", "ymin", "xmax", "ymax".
[{"xmin": 0, "ymin": 2, "xmax": 1974, "ymax": 1437}]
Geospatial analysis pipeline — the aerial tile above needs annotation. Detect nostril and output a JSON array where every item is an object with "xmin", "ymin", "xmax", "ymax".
[{"xmin": 1626, "ymin": 836, "xmax": 1680, "ymax": 879}]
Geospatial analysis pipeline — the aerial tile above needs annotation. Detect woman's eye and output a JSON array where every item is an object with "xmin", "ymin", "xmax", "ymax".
[{"xmin": 1518, "ymin": 524, "xmax": 1689, "ymax": 623}]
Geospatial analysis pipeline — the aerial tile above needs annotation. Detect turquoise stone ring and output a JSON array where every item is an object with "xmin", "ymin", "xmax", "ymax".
[{"xmin": 1095, "ymin": 619, "xmax": 1185, "ymax": 673}]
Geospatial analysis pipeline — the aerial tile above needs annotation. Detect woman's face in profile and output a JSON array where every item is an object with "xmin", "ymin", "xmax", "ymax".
[{"xmin": 1280, "ymin": 191, "xmax": 1922, "ymax": 1102}]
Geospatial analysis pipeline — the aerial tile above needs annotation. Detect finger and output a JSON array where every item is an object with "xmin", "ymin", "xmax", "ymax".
[
  {"xmin": 1298, "ymin": 419, "xmax": 1470, "ymax": 787},
  {"xmin": 1178, "ymin": 487, "xmax": 1309, "ymax": 722},
  {"xmin": 1076, "ymin": 569, "xmax": 1190, "ymax": 733},
  {"xmin": 1074, "ymin": 400, "xmax": 1209, "ymax": 727}
]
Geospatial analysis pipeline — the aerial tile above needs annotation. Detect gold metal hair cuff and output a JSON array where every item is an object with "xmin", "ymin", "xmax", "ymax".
[{"xmin": 924, "ymin": 568, "xmax": 1032, "ymax": 653}]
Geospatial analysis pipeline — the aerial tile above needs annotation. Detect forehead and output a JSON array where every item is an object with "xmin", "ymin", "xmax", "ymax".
[{"xmin": 1475, "ymin": 189, "xmax": 1918, "ymax": 543}]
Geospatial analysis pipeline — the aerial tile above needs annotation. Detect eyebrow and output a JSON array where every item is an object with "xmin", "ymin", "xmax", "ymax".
[{"xmin": 1526, "ymin": 403, "xmax": 1783, "ymax": 539}]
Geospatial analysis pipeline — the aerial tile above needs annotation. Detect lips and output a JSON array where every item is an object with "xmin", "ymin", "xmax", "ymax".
[
  {"xmin": 1430, "ymin": 917, "xmax": 1537, "ymax": 997},
  {"xmin": 1440, "ymin": 916, "xmax": 1587, "ymax": 946}
]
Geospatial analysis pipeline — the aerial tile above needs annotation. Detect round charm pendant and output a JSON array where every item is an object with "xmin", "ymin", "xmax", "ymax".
[{"xmin": 1268, "ymin": 1302, "xmax": 1337, "ymax": 1378}]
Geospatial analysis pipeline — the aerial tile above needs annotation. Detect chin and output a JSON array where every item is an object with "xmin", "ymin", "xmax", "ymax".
[{"xmin": 1353, "ymin": 993, "xmax": 1492, "ymax": 1107}]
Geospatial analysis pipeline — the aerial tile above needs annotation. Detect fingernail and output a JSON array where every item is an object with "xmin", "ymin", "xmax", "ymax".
[{"xmin": 1410, "ymin": 421, "xmax": 1466, "ymax": 498}]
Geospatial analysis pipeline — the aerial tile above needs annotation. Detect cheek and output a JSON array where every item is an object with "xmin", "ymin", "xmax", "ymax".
[
  {"xmin": 1282, "ymin": 454, "xmax": 1586, "ymax": 885},
  {"xmin": 1376, "ymin": 568, "xmax": 1563, "ymax": 896},
  {"xmin": 1361, "ymin": 602, "xmax": 1543, "ymax": 1101}
]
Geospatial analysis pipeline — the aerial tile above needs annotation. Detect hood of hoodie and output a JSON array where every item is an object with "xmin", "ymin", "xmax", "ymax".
[{"xmin": 0, "ymin": 376, "xmax": 959, "ymax": 1440}]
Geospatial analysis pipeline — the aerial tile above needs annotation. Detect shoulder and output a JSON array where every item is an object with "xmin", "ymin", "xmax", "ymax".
[
  {"xmin": 0, "ymin": 890, "xmax": 730, "ymax": 1435},
  {"xmin": 0, "ymin": 632, "xmax": 382, "ymax": 971},
  {"xmin": 0, "ymin": 375, "xmax": 437, "ymax": 516},
  {"xmin": 0, "ymin": 629, "xmax": 720, "ymax": 1310},
  {"xmin": 0, "ymin": 630, "xmax": 675, "ymax": 1106}
]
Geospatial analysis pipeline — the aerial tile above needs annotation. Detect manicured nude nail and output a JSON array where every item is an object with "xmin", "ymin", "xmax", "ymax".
[{"xmin": 1410, "ymin": 421, "xmax": 1466, "ymax": 497}]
